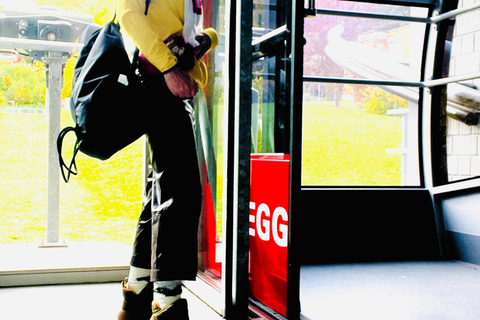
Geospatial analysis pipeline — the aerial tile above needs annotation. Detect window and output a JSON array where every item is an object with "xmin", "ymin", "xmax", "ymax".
[
  {"xmin": 0, "ymin": 1, "xmax": 141, "ymax": 246},
  {"xmin": 302, "ymin": 0, "xmax": 428, "ymax": 186}
]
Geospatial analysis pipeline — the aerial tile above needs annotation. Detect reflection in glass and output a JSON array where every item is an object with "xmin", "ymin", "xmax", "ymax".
[
  {"xmin": 253, "ymin": 0, "xmax": 281, "ymax": 34},
  {"xmin": 252, "ymin": 57, "xmax": 277, "ymax": 153},
  {"xmin": 194, "ymin": 0, "xmax": 226, "ymax": 285}
]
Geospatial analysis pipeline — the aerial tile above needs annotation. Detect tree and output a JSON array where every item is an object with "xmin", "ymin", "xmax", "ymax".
[
  {"xmin": 0, "ymin": 59, "xmax": 46, "ymax": 107},
  {"xmin": 361, "ymin": 86, "xmax": 408, "ymax": 115}
]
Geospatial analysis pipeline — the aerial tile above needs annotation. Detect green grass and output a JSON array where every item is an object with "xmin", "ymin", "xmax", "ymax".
[
  {"xmin": 0, "ymin": 101, "xmax": 404, "ymax": 244},
  {"xmin": 0, "ymin": 111, "xmax": 143, "ymax": 245},
  {"xmin": 302, "ymin": 101, "xmax": 403, "ymax": 186}
]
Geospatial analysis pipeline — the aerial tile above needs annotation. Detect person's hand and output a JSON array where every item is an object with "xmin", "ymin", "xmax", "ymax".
[
  {"xmin": 164, "ymin": 68, "xmax": 198, "ymax": 98},
  {"xmin": 193, "ymin": 33, "xmax": 212, "ymax": 59}
]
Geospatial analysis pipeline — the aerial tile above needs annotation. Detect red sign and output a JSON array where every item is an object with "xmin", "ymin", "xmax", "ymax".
[{"xmin": 249, "ymin": 153, "xmax": 290, "ymax": 317}]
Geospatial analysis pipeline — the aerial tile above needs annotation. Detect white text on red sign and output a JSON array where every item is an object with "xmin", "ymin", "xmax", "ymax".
[{"xmin": 249, "ymin": 202, "xmax": 288, "ymax": 247}]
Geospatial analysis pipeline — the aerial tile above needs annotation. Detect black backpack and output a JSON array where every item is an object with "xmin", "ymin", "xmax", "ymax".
[{"xmin": 57, "ymin": 3, "xmax": 150, "ymax": 182}]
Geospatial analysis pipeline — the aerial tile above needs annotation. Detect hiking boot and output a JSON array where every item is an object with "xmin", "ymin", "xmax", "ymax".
[
  {"xmin": 150, "ymin": 299, "xmax": 189, "ymax": 320},
  {"xmin": 118, "ymin": 278, "xmax": 154, "ymax": 320}
]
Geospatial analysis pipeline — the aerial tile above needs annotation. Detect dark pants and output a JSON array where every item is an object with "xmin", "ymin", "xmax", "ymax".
[{"xmin": 130, "ymin": 70, "xmax": 202, "ymax": 281}]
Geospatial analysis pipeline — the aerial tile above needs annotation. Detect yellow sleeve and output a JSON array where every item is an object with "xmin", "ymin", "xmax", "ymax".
[
  {"xmin": 202, "ymin": 27, "xmax": 219, "ymax": 53},
  {"xmin": 190, "ymin": 28, "xmax": 218, "ymax": 89},
  {"xmin": 118, "ymin": 0, "xmax": 184, "ymax": 73}
]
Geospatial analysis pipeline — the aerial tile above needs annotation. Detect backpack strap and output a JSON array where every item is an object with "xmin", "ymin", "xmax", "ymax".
[
  {"xmin": 57, "ymin": 126, "xmax": 80, "ymax": 183},
  {"xmin": 145, "ymin": 0, "xmax": 151, "ymax": 15},
  {"xmin": 130, "ymin": 0, "xmax": 152, "ymax": 77}
]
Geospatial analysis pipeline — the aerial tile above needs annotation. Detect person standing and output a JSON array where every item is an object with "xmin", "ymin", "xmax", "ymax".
[{"xmin": 115, "ymin": 0, "xmax": 218, "ymax": 319}]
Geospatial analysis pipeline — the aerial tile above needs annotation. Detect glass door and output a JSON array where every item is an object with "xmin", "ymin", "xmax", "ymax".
[
  {"xmin": 251, "ymin": 0, "xmax": 289, "ymax": 154},
  {"xmin": 0, "ymin": 0, "xmax": 141, "ymax": 248},
  {"xmin": 187, "ymin": 0, "xmax": 227, "ymax": 313},
  {"xmin": 0, "ymin": 0, "xmax": 139, "ymax": 286},
  {"xmin": 247, "ymin": 0, "xmax": 303, "ymax": 318}
]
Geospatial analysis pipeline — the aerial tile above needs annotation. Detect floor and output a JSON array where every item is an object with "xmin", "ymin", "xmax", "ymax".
[
  {"xmin": 0, "ymin": 242, "xmax": 223, "ymax": 320},
  {"xmin": 0, "ymin": 282, "xmax": 223, "ymax": 320},
  {"xmin": 300, "ymin": 261, "xmax": 480, "ymax": 320},
  {"xmin": 1, "ymin": 242, "xmax": 480, "ymax": 320}
]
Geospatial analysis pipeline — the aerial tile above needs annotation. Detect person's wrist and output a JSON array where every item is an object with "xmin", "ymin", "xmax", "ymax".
[
  {"xmin": 194, "ymin": 34, "xmax": 212, "ymax": 59},
  {"xmin": 163, "ymin": 64, "xmax": 178, "ymax": 74}
]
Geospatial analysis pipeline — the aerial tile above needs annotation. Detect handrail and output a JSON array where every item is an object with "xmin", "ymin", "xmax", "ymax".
[
  {"xmin": 424, "ymin": 73, "xmax": 480, "ymax": 87},
  {"xmin": 252, "ymin": 25, "xmax": 287, "ymax": 46},
  {"xmin": 313, "ymin": 8, "xmax": 430, "ymax": 23},
  {"xmin": 312, "ymin": 2, "xmax": 480, "ymax": 24},
  {"xmin": 431, "ymin": 2, "xmax": 480, "ymax": 23},
  {"xmin": 304, "ymin": 73, "xmax": 480, "ymax": 89},
  {"xmin": 303, "ymin": 76, "xmax": 425, "ymax": 88}
]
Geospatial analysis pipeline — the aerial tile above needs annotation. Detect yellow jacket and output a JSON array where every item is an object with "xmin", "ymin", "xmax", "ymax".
[{"xmin": 117, "ymin": 0, "xmax": 218, "ymax": 89}]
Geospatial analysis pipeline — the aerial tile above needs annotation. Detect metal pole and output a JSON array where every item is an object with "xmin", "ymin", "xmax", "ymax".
[
  {"xmin": 42, "ymin": 51, "xmax": 67, "ymax": 246},
  {"xmin": 0, "ymin": 34, "xmax": 86, "ymax": 247}
]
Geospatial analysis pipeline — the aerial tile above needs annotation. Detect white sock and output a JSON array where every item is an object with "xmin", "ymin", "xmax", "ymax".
[
  {"xmin": 126, "ymin": 266, "xmax": 151, "ymax": 294},
  {"xmin": 153, "ymin": 280, "xmax": 182, "ymax": 309}
]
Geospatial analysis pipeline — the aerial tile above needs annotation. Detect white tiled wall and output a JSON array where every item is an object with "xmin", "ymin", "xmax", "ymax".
[{"xmin": 447, "ymin": 0, "xmax": 480, "ymax": 181}]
